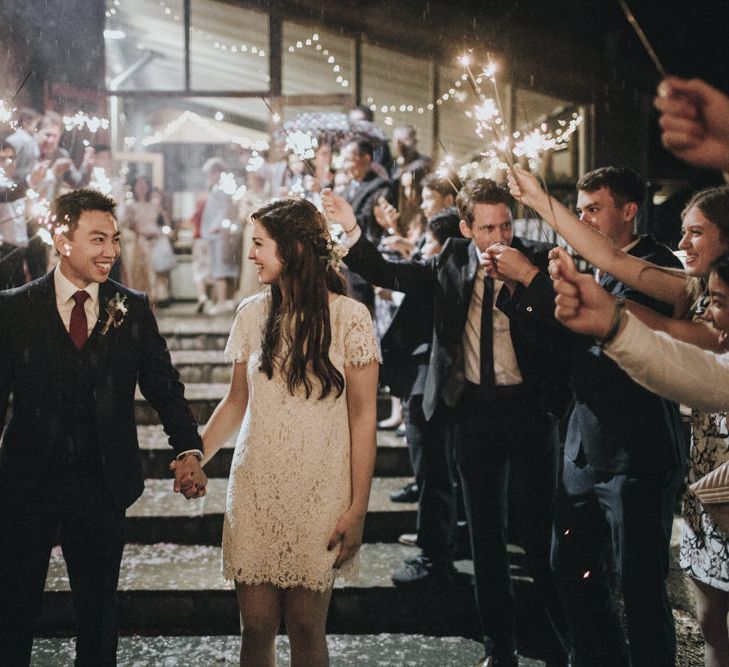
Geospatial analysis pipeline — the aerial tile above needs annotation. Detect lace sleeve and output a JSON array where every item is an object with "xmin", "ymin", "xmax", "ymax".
[
  {"xmin": 224, "ymin": 295, "xmax": 263, "ymax": 363},
  {"xmin": 344, "ymin": 301, "xmax": 381, "ymax": 367}
]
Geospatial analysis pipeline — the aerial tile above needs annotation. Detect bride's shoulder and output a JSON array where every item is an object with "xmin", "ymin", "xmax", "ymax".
[{"xmin": 235, "ymin": 291, "xmax": 268, "ymax": 315}]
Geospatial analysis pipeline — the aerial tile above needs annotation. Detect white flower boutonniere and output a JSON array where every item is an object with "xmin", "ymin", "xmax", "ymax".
[{"xmin": 101, "ymin": 292, "xmax": 128, "ymax": 335}]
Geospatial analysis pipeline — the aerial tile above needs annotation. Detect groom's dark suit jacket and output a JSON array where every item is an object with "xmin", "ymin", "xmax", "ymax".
[
  {"xmin": 0, "ymin": 272, "xmax": 202, "ymax": 512},
  {"xmin": 344, "ymin": 234, "xmax": 571, "ymax": 420}
]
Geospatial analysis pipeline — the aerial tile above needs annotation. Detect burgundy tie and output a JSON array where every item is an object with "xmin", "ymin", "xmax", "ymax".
[{"xmin": 69, "ymin": 290, "xmax": 90, "ymax": 349}]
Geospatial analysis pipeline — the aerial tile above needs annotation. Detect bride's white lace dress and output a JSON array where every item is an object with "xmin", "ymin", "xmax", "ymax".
[{"xmin": 221, "ymin": 292, "xmax": 379, "ymax": 591}]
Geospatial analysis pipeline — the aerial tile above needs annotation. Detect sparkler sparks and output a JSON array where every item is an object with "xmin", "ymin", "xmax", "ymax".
[{"xmin": 285, "ymin": 131, "xmax": 318, "ymax": 161}]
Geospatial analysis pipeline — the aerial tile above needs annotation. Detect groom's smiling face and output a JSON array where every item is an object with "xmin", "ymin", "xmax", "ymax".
[{"xmin": 56, "ymin": 210, "xmax": 121, "ymax": 288}]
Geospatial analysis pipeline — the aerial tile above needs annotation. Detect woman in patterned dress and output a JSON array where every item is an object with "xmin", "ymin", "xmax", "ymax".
[
  {"xmin": 509, "ymin": 168, "xmax": 729, "ymax": 665},
  {"xmin": 197, "ymin": 197, "xmax": 379, "ymax": 666}
]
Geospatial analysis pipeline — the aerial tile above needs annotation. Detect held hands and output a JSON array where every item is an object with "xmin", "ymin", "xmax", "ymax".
[
  {"xmin": 484, "ymin": 243, "xmax": 539, "ymax": 288},
  {"xmin": 655, "ymin": 77, "xmax": 729, "ymax": 172},
  {"xmin": 169, "ymin": 453, "xmax": 208, "ymax": 499},
  {"xmin": 327, "ymin": 508, "xmax": 365, "ymax": 569},
  {"xmin": 549, "ymin": 247, "xmax": 616, "ymax": 338},
  {"xmin": 321, "ymin": 188, "xmax": 357, "ymax": 233}
]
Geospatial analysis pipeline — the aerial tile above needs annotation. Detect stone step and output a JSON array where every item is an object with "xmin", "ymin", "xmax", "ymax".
[
  {"xmin": 32, "ymin": 633, "xmax": 503, "ymax": 666},
  {"xmin": 169, "ymin": 349, "xmax": 230, "ymax": 383},
  {"xmin": 124, "ymin": 478, "xmax": 416, "ymax": 545},
  {"xmin": 138, "ymin": 425, "xmax": 411, "ymax": 479},
  {"xmin": 135, "ymin": 384, "xmax": 396, "ymax": 425},
  {"xmin": 40, "ymin": 543, "xmax": 546, "ymax": 645},
  {"xmin": 158, "ymin": 316, "xmax": 231, "ymax": 351}
]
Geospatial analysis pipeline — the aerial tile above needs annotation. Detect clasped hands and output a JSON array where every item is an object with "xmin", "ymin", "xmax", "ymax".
[
  {"xmin": 169, "ymin": 453, "xmax": 207, "ymax": 499},
  {"xmin": 481, "ymin": 243, "xmax": 539, "ymax": 290}
]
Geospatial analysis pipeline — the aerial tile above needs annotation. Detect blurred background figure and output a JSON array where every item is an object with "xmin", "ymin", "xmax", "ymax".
[{"xmin": 122, "ymin": 175, "xmax": 173, "ymax": 307}]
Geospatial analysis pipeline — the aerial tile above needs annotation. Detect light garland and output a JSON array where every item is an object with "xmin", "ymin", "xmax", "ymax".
[
  {"xmin": 141, "ymin": 110, "xmax": 270, "ymax": 150},
  {"xmin": 63, "ymin": 112, "xmax": 111, "ymax": 133}
]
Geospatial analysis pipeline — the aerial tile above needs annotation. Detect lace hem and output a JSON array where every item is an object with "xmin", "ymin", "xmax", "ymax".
[{"xmin": 222, "ymin": 562, "xmax": 358, "ymax": 593}]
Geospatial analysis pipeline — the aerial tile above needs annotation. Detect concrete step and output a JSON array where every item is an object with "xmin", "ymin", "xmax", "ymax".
[
  {"xmin": 138, "ymin": 425, "xmax": 411, "ymax": 479},
  {"xmin": 41, "ymin": 543, "xmax": 552, "ymax": 642},
  {"xmin": 135, "ymin": 384, "xmax": 396, "ymax": 425},
  {"xmin": 31, "ymin": 633, "xmax": 499, "ymax": 666},
  {"xmin": 124, "ymin": 478, "xmax": 416, "ymax": 545}
]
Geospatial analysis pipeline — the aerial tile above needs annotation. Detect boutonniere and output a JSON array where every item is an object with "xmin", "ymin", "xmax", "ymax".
[{"xmin": 101, "ymin": 292, "xmax": 128, "ymax": 335}]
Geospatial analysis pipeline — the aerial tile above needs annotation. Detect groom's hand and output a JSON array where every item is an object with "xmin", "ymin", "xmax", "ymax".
[{"xmin": 170, "ymin": 454, "xmax": 207, "ymax": 499}]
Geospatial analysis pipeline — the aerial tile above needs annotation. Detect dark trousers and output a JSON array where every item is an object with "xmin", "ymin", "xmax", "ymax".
[
  {"xmin": 405, "ymin": 395, "xmax": 458, "ymax": 563},
  {"xmin": 455, "ymin": 383, "xmax": 569, "ymax": 662},
  {"xmin": 0, "ymin": 468, "xmax": 125, "ymax": 666},
  {"xmin": 551, "ymin": 456, "xmax": 683, "ymax": 667}
]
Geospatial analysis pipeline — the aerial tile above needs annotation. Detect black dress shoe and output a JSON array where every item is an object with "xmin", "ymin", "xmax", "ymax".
[
  {"xmin": 389, "ymin": 481, "xmax": 419, "ymax": 503},
  {"xmin": 391, "ymin": 554, "xmax": 456, "ymax": 587}
]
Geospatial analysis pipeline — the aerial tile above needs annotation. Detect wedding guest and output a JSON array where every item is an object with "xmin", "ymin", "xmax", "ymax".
[
  {"xmin": 195, "ymin": 198, "xmax": 379, "ymax": 666},
  {"xmin": 501, "ymin": 166, "xmax": 685, "ymax": 665},
  {"xmin": 550, "ymin": 248, "xmax": 729, "ymax": 666},
  {"xmin": 122, "ymin": 176, "xmax": 172, "ymax": 306},
  {"xmin": 509, "ymin": 169, "xmax": 729, "ymax": 666},
  {"xmin": 323, "ymin": 181, "xmax": 571, "ymax": 666}
]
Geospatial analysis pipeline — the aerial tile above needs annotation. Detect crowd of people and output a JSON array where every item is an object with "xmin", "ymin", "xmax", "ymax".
[{"xmin": 1, "ymin": 74, "xmax": 729, "ymax": 666}]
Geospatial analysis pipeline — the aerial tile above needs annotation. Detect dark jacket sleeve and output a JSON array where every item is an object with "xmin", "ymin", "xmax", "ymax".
[
  {"xmin": 135, "ymin": 295, "xmax": 202, "ymax": 455},
  {"xmin": 0, "ymin": 293, "xmax": 12, "ymax": 436},
  {"xmin": 344, "ymin": 232, "xmax": 436, "ymax": 294}
]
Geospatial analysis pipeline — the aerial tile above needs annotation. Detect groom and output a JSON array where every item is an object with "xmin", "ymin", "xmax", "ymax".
[{"xmin": 0, "ymin": 189, "xmax": 207, "ymax": 665}]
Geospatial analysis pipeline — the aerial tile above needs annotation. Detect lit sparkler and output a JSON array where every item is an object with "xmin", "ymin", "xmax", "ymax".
[{"xmin": 63, "ymin": 112, "xmax": 110, "ymax": 133}]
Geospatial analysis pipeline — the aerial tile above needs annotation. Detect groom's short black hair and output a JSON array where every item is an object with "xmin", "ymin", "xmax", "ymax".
[{"xmin": 51, "ymin": 189, "xmax": 117, "ymax": 238}]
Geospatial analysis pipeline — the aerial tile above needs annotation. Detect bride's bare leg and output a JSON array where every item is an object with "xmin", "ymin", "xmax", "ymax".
[
  {"xmin": 236, "ymin": 582, "xmax": 282, "ymax": 666},
  {"xmin": 282, "ymin": 585, "xmax": 333, "ymax": 667}
]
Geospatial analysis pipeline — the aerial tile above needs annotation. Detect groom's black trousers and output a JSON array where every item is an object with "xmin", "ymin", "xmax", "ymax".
[{"xmin": 0, "ymin": 463, "xmax": 125, "ymax": 666}]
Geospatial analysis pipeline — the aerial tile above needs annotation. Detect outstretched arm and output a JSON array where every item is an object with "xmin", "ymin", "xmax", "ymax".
[
  {"xmin": 508, "ymin": 166, "xmax": 687, "ymax": 307},
  {"xmin": 550, "ymin": 249, "xmax": 729, "ymax": 411},
  {"xmin": 328, "ymin": 359, "xmax": 378, "ymax": 568}
]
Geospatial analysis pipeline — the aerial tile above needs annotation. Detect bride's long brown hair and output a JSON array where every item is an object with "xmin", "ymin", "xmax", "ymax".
[{"xmin": 252, "ymin": 198, "xmax": 348, "ymax": 399}]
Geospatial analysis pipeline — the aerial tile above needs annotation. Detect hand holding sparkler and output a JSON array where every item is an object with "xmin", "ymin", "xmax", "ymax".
[
  {"xmin": 549, "ymin": 247, "xmax": 621, "ymax": 340},
  {"xmin": 507, "ymin": 165, "xmax": 550, "ymax": 212},
  {"xmin": 655, "ymin": 77, "xmax": 729, "ymax": 172},
  {"xmin": 321, "ymin": 188, "xmax": 357, "ymax": 234}
]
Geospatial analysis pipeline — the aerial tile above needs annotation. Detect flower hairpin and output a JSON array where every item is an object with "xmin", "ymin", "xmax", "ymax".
[
  {"xmin": 325, "ymin": 237, "xmax": 348, "ymax": 270},
  {"xmin": 101, "ymin": 292, "xmax": 128, "ymax": 335}
]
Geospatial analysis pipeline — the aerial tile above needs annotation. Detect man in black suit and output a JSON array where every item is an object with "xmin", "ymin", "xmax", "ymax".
[
  {"xmin": 0, "ymin": 189, "xmax": 207, "ymax": 665},
  {"xmin": 491, "ymin": 167, "xmax": 685, "ymax": 666},
  {"xmin": 324, "ymin": 180, "xmax": 571, "ymax": 666}
]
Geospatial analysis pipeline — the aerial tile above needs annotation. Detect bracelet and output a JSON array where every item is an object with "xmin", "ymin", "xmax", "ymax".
[
  {"xmin": 599, "ymin": 296, "xmax": 626, "ymax": 347},
  {"xmin": 342, "ymin": 222, "xmax": 357, "ymax": 234},
  {"xmin": 176, "ymin": 450, "xmax": 203, "ymax": 461}
]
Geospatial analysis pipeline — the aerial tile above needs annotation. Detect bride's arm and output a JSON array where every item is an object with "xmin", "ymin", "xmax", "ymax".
[
  {"xmin": 508, "ymin": 166, "xmax": 688, "ymax": 307},
  {"xmin": 201, "ymin": 361, "xmax": 248, "ymax": 466}
]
